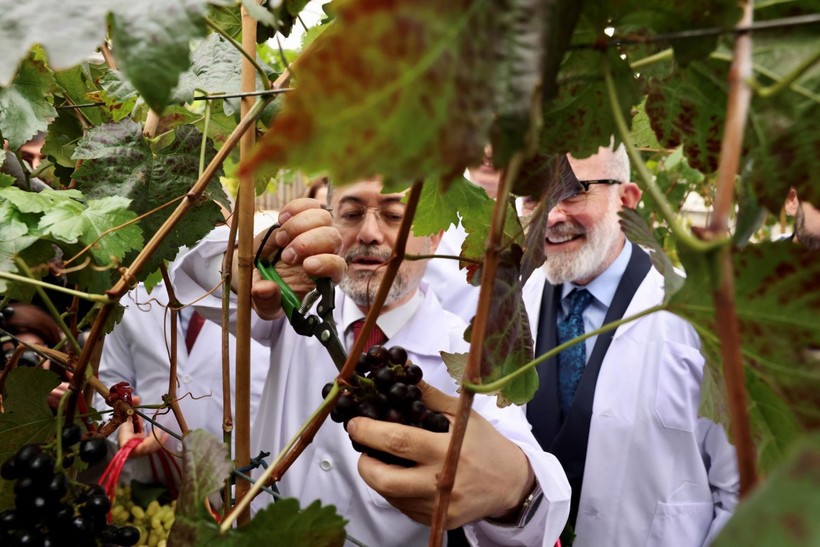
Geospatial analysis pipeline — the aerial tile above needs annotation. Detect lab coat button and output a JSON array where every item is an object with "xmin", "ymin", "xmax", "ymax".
[{"xmin": 319, "ymin": 459, "xmax": 333, "ymax": 471}]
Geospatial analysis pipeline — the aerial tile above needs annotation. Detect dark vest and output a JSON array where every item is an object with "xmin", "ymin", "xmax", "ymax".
[{"xmin": 526, "ymin": 245, "xmax": 652, "ymax": 527}]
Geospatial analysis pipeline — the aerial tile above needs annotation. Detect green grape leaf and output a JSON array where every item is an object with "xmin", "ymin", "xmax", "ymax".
[
  {"xmin": 42, "ymin": 108, "xmax": 85, "ymax": 169},
  {"xmin": 109, "ymin": 0, "xmax": 210, "ymax": 113},
  {"xmin": 39, "ymin": 196, "xmax": 144, "ymax": 264},
  {"xmin": 465, "ymin": 246, "xmax": 538, "ymax": 406},
  {"xmin": 743, "ymin": 370, "xmax": 801, "ymax": 474},
  {"xmin": 671, "ymin": 242, "xmax": 820, "ymax": 440},
  {"xmin": 0, "ymin": 56, "xmax": 58, "ymax": 150},
  {"xmin": 414, "ymin": 176, "xmax": 494, "ymax": 237},
  {"xmin": 172, "ymin": 33, "xmax": 244, "ymax": 116},
  {"xmin": 630, "ymin": 98, "xmax": 662, "ymax": 150},
  {"xmin": 241, "ymin": 0, "xmax": 505, "ymax": 187},
  {"xmin": 0, "ymin": 368, "xmax": 61, "ymax": 510},
  {"xmin": 169, "ymin": 430, "xmax": 346, "ymax": 546},
  {"xmin": 72, "ymin": 120, "xmax": 228, "ymax": 278},
  {"xmin": 0, "ymin": 197, "xmax": 40, "ymax": 293},
  {"xmin": 53, "ymin": 64, "xmax": 104, "ymax": 127},
  {"xmin": 219, "ymin": 499, "xmax": 347, "ymax": 547},
  {"xmin": 0, "ymin": 0, "xmax": 116, "ymax": 87},
  {"xmin": 540, "ymin": 49, "xmax": 642, "ymax": 158},
  {"xmin": 713, "ymin": 432, "xmax": 820, "ymax": 547},
  {"xmin": 441, "ymin": 351, "xmax": 469, "ymax": 389}
]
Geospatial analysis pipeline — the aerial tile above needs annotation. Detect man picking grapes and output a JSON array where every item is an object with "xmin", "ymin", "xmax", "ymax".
[{"xmin": 171, "ymin": 180, "xmax": 571, "ymax": 546}]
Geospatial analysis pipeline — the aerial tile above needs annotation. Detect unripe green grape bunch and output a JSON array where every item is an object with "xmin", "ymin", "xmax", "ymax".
[
  {"xmin": 323, "ymin": 344, "xmax": 450, "ymax": 467},
  {"xmin": 110, "ymin": 484, "xmax": 175, "ymax": 547}
]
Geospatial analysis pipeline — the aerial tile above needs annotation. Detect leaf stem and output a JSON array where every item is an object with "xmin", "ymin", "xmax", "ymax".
[
  {"xmin": 747, "ymin": 49, "xmax": 820, "ymax": 99},
  {"xmin": 15, "ymin": 258, "xmax": 82, "ymax": 355},
  {"xmin": 629, "ymin": 48, "xmax": 673, "ymax": 70},
  {"xmin": 0, "ymin": 271, "xmax": 110, "ymax": 304},
  {"xmin": 464, "ymin": 304, "xmax": 666, "ymax": 393},
  {"xmin": 603, "ymin": 58, "xmax": 726, "ymax": 253},
  {"xmin": 709, "ymin": 0, "xmax": 758, "ymax": 497}
]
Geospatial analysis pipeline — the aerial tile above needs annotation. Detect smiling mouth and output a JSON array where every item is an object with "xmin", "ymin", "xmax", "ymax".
[
  {"xmin": 547, "ymin": 233, "xmax": 584, "ymax": 245},
  {"xmin": 350, "ymin": 256, "xmax": 386, "ymax": 268}
]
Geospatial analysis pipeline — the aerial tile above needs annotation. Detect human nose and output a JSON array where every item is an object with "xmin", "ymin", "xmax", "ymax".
[
  {"xmin": 356, "ymin": 209, "xmax": 385, "ymax": 245},
  {"xmin": 546, "ymin": 203, "xmax": 571, "ymax": 227}
]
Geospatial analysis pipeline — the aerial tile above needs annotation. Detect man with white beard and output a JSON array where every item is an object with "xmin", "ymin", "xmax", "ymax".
[{"xmin": 521, "ymin": 144, "xmax": 739, "ymax": 547}]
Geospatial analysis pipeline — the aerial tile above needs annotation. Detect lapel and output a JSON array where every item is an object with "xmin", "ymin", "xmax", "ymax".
[{"xmin": 531, "ymin": 245, "xmax": 652, "ymax": 528}]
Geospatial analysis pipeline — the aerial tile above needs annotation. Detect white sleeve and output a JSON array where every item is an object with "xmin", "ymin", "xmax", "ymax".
[
  {"xmin": 699, "ymin": 418, "xmax": 740, "ymax": 546},
  {"xmin": 170, "ymin": 226, "xmax": 280, "ymax": 345},
  {"xmin": 94, "ymin": 315, "xmax": 137, "ymax": 413},
  {"xmin": 464, "ymin": 398, "xmax": 571, "ymax": 546}
]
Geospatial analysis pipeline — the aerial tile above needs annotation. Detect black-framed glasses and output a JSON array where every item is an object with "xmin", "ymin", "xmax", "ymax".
[
  {"xmin": 521, "ymin": 179, "xmax": 622, "ymax": 215},
  {"xmin": 554, "ymin": 179, "xmax": 622, "ymax": 214}
]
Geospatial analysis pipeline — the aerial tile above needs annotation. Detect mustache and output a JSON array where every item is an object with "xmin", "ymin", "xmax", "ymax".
[
  {"xmin": 344, "ymin": 245, "xmax": 392, "ymax": 263},
  {"xmin": 546, "ymin": 222, "xmax": 586, "ymax": 239}
]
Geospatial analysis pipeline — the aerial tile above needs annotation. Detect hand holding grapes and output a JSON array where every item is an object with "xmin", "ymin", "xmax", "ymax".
[{"xmin": 348, "ymin": 381, "xmax": 536, "ymax": 529}]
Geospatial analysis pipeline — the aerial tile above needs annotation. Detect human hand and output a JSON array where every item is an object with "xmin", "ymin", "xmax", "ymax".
[
  {"xmin": 47, "ymin": 381, "xmax": 70, "ymax": 411},
  {"xmin": 347, "ymin": 382, "xmax": 535, "ymax": 528},
  {"xmin": 246, "ymin": 198, "xmax": 345, "ymax": 320},
  {"xmin": 116, "ymin": 396, "xmax": 171, "ymax": 457}
]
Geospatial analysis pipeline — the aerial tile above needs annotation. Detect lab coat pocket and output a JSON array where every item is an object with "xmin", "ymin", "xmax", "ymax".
[
  {"xmin": 654, "ymin": 341, "xmax": 704, "ymax": 432},
  {"xmin": 646, "ymin": 500, "xmax": 713, "ymax": 547}
]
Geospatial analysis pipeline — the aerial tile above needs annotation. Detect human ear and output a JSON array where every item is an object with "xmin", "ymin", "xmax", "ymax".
[
  {"xmin": 784, "ymin": 188, "xmax": 799, "ymax": 216},
  {"xmin": 620, "ymin": 182, "xmax": 642, "ymax": 209}
]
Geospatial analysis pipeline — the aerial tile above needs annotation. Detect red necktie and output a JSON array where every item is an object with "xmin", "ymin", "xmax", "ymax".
[
  {"xmin": 352, "ymin": 319, "xmax": 387, "ymax": 349},
  {"xmin": 185, "ymin": 311, "xmax": 206, "ymax": 353}
]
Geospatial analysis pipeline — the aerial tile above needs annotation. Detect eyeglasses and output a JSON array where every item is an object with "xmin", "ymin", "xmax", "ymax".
[
  {"xmin": 524, "ymin": 179, "xmax": 621, "ymax": 215},
  {"xmin": 333, "ymin": 203, "xmax": 406, "ymax": 229}
]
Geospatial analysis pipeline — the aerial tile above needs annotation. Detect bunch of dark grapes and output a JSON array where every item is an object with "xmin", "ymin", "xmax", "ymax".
[
  {"xmin": 323, "ymin": 344, "xmax": 450, "ymax": 467},
  {"xmin": 0, "ymin": 424, "xmax": 139, "ymax": 547}
]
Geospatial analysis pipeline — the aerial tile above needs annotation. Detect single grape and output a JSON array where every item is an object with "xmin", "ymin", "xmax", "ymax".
[
  {"xmin": 387, "ymin": 383, "xmax": 410, "ymax": 406},
  {"xmin": 78, "ymin": 438, "xmax": 107, "ymax": 464},
  {"xmin": 388, "ymin": 346, "xmax": 407, "ymax": 365},
  {"xmin": 61, "ymin": 424, "xmax": 82, "ymax": 448},
  {"xmin": 403, "ymin": 364, "xmax": 423, "ymax": 385},
  {"xmin": 366, "ymin": 345, "xmax": 391, "ymax": 366},
  {"xmin": 12, "ymin": 445, "xmax": 42, "ymax": 477},
  {"xmin": 115, "ymin": 525, "xmax": 141, "ymax": 546},
  {"xmin": 409, "ymin": 400, "xmax": 428, "ymax": 423},
  {"xmin": 321, "ymin": 382, "xmax": 334, "ymax": 399},
  {"xmin": 355, "ymin": 353, "xmax": 371, "ymax": 375},
  {"xmin": 27, "ymin": 452, "xmax": 55, "ymax": 483},
  {"xmin": 373, "ymin": 367, "xmax": 396, "ymax": 392},
  {"xmin": 423, "ymin": 412, "xmax": 450, "ymax": 433},
  {"xmin": 81, "ymin": 494, "xmax": 111, "ymax": 518},
  {"xmin": 358, "ymin": 401, "xmax": 381, "ymax": 420},
  {"xmin": 45, "ymin": 473, "xmax": 69, "ymax": 502},
  {"xmin": 1, "ymin": 456, "xmax": 21, "ymax": 480},
  {"xmin": 384, "ymin": 408, "xmax": 405, "ymax": 424},
  {"xmin": 406, "ymin": 384, "xmax": 422, "ymax": 401}
]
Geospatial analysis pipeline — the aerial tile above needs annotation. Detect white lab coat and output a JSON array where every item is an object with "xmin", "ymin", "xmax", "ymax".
[
  {"xmin": 424, "ymin": 223, "xmax": 480, "ymax": 323},
  {"xmin": 523, "ymin": 267, "xmax": 739, "ymax": 547},
  {"xmin": 171, "ymin": 231, "xmax": 571, "ymax": 547},
  {"xmin": 97, "ymin": 283, "xmax": 269, "ymax": 480}
]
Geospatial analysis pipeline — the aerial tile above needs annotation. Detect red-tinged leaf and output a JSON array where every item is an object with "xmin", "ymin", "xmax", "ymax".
[
  {"xmin": 72, "ymin": 120, "xmax": 229, "ymax": 278},
  {"xmin": 541, "ymin": 48, "xmax": 642, "ymax": 159},
  {"xmin": 644, "ymin": 59, "xmax": 727, "ymax": 175},
  {"xmin": 465, "ymin": 246, "xmax": 538, "ymax": 406},
  {"xmin": 241, "ymin": 0, "xmax": 502, "ymax": 186},
  {"xmin": 713, "ymin": 432, "xmax": 820, "ymax": 547},
  {"xmin": 671, "ymin": 242, "xmax": 820, "ymax": 456}
]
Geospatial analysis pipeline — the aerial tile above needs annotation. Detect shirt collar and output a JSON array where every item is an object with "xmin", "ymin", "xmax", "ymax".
[
  {"xmin": 341, "ymin": 288, "xmax": 423, "ymax": 341},
  {"xmin": 561, "ymin": 240, "xmax": 633, "ymax": 310}
]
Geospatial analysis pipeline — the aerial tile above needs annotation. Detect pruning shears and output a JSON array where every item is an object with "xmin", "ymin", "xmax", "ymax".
[{"xmin": 254, "ymin": 231, "xmax": 348, "ymax": 371}]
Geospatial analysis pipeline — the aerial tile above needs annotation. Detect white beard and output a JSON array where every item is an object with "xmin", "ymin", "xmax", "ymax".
[{"xmin": 542, "ymin": 202, "xmax": 624, "ymax": 285}]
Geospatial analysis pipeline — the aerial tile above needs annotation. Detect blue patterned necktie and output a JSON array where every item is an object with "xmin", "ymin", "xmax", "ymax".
[{"xmin": 556, "ymin": 289, "xmax": 593, "ymax": 418}]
